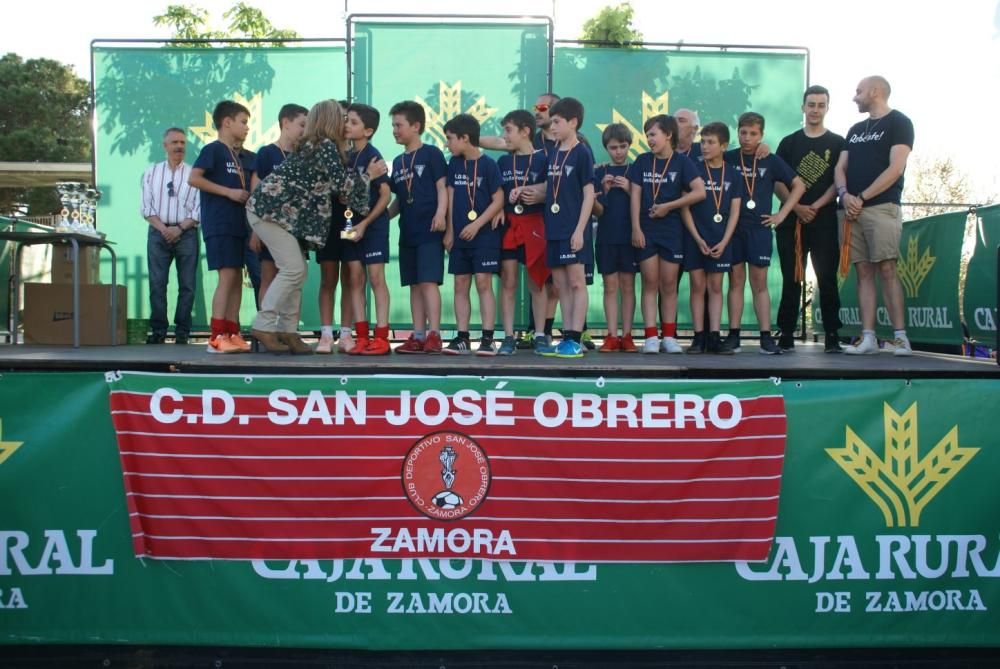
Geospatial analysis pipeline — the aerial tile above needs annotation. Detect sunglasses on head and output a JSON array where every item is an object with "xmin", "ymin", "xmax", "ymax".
[
  {"xmin": 534, "ymin": 103, "xmax": 549, "ymax": 113},
  {"xmin": 167, "ymin": 181, "xmax": 176, "ymax": 197}
]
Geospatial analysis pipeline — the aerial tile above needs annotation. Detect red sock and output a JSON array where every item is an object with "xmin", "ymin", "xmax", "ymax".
[
  {"xmin": 355, "ymin": 321, "xmax": 370, "ymax": 339},
  {"xmin": 226, "ymin": 320, "xmax": 240, "ymax": 335},
  {"xmin": 644, "ymin": 326, "xmax": 658, "ymax": 338},
  {"xmin": 210, "ymin": 318, "xmax": 227, "ymax": 341},
  {"xmin": 375, "ymin": 325, "xmax": 389, "ymax": 339},
  {"xmin": 661, "ymin": 323, "xmax": 677, "ymax": 338}
]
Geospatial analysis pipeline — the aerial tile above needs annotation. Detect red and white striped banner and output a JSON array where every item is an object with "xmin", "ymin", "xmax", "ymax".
[{"xmin": 109, "ymin": 376, "xmax": 787, "ymax": 563}]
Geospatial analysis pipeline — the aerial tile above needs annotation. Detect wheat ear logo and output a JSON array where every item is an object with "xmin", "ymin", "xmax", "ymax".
[
  {"xmin": 596, "ymin": 91, "xmax": 671, "ymax": 160},
  {"xmin": 416, "ymin": 81, "xmax": 497, "ymax": 149},
  {"xmin": 897, "ymin": 234, "xmax": 936, "ymax": 298},
  {"xmin": 190, "ymin": 92, "xmax": 280, "ymax": 149},
  {"xmin": 825, "ymin": 402, "xmax": 977, "ymax": 527}
]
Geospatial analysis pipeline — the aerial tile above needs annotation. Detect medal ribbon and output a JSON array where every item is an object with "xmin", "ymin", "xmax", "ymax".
[
  {"xmin": 739, "ymin": 152, "xmax": 758, "ymax": 203},
  {"xmin": 550, "ymin": 143, "xmax": 578, "ymax": 209},
  {"xmin": 404, "ymin": 147, "xmax": 419, "ymax": 202},
  {"xmin": 650, "ymin": 152, "xmax": 673, "ymax": 204},
  {"xmin": 227, "ymin": 145, "xmax": 247, "ymax": 191},
  {"xmin": 465, "ymin": 157, "xmax": 479, "ymax": 218}
]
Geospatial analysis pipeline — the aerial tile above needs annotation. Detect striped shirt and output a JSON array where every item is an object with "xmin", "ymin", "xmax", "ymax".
[{"xmin": 140, "ymin": 161, "xmax": 200, "ymax": 225}]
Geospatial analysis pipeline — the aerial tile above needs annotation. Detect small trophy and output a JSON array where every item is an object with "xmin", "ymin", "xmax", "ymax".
[
  {"xmin": 431, "ymin": 445, "xmax": 463, "ymax": 510},
  {"xmin": 56, "ymin": 182, "xmax": 78, "ymax": 232},
  {"xmin": 340, "ymin": 208, "xmax": 357, "ymax": 240}
]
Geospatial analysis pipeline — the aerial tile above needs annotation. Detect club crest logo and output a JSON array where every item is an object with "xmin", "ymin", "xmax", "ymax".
[
  {"xmin": 897, "ymin": 234, "xmax": 936, "ymax": 298},
  {"xmin": 402, "ymin": 431, "xmax": 491, "ymax": 521},
  {"xmin": 415, "ymin": 165, "xmax": 425, "ymax": 178},
  {"xmin": 826, "ymin": 402, "xmax": 977, "ymax": 527}
]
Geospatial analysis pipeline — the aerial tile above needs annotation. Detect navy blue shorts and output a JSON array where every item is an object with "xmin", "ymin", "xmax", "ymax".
[
  {"xmin": 314, "ymin": 221, "xmax": 346, "ymax": 263},
  {"xmin": 731, "ymin": 224, "xmax": 773, "ymax": 267},
  {"xmin": 683, "ymin": 232, "xmax": 732, "ymax": 273},
  {"xmin": 448, "ymin": 246, "xmax": 500, "ymax": 275},
  {"xmin": 636, "ymin": 236, "xmax": 683, "ymax": 264},
  {"xmin": 343, "ymin": 225, "xmax": 390, "ymax": 266},
  {"xmin": 596, "ymin": 243, "xmax": 638, "ymax": 275},
  {"xmin": 400, "ymin": 242, "xmax": 445, "ymax": 286},
  {"xmin": 546, "ymin": 238, "xmax": 594, "ymax": 268},
  {"xmin": 205, "ymin": 234, "xmax": 245, "ymax": 270},
  {"xmin": 585, "ymin": 263, "xmax": 595, "ymax": 285},
  {"xmin": 257, "ymin": 243, "xmax": 274, "ymax": 263},
  {"xmin": 501, "ymin": 245, "xmax": 526, "ymax": 263}
]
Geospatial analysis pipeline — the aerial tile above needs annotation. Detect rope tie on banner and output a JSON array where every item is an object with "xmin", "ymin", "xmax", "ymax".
[{"xmin": 794, "ymin": 218, "xmax": 805, "ymax": 282}]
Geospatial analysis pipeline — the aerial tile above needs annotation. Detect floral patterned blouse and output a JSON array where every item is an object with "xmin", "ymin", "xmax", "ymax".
[{"xmin": 247, "ymin": 138, "xmax": 371, "ymax": 248}]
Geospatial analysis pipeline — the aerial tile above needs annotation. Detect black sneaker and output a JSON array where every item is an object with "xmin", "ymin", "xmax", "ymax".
[
  {"xmin": 759, "ymin": 333, "xmax": 782, "ymax": 355},
  {"xmin": 442, "ymin": 336, "xmax": 471, "ymax": 356},
  {"xmin": 824, "ymin": 333, "xmax": 843, "ymax": 354},
  {"xmin": 146, "ymin": 333, "xmax": 166, "ymax": 344},
  {"xmin": 687, "ymin": 332, "xmax": 707, "ymax": 354},
  {"xmin": 174, "ymin": 334, "xmax": 189, "ymax": 346},
  {"xmin": 516, "ymin": 330, "xmax": 535, "ymax": 350},
  {"xmin": 778, "ymin": 334, "xmax": 795, "ymax": 352},
  {"xmin": 707, "ymin": 332, "xmax": 733, "ymax": 355},
  {"xmin": 721, "ymin": 331, "xmax": 742, "ymax": 354}
]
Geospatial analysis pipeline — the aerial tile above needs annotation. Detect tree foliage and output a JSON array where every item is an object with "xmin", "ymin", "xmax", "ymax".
[
  {"xmin": 154, "ymin": 2, "xmax": 300, "ymax": 46},
  {"xmin": 0, "ymin": 53, "xmax": 92, "ymax": 215},
  {"xmin": 902, "ymin": 156, "xmax": 985, "ymax": 220},
  {"xmin": 579, "ymin": 3, "xmax": 643, "ymax": 47}
]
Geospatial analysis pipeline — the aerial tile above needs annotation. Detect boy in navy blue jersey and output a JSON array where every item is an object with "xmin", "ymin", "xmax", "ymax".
[
  {"xmin": 629, "ymin": 114, "xmax": 706, "ymax": 355},
  {"xmin": 681, "ymin": 122, "xmax": 743, "ymax": 355},
  {"xmin": 189, "ymin": 99, "xmax": 255, "ymax": 354},
  {"xmin": 593, "ymin": 123, "xmax": 638, "ymax": 353},
  {"xmin": 723, "ymin": 112, "xmax": 805, "ymax": 354},
  {"xmin": 497, "ymin": 109, "xmax": 549, "ymax": 356},
  {"xmin": 387, "ymin": 100, "xmax": 449, "ymax": 355},
  {"xmin": 538, "ymin": 97, "xmax": 595, "ymax": 359},
  {"xmin": 442, "ymin": 114, "xmax": 504, "ymax": 356},
  {"xmin": 250, "ymin": 103, "xmax": 307, "ymax": 307},
  {"xmin": 342, "ymin": 103, "xmax": 393, "ymax": 356}
]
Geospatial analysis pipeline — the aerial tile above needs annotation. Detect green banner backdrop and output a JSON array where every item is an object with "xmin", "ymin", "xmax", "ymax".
[
  {"xmin": 2, "ymin": 371, "xmax": 998, "ymax": 649},
  {"xmin": 963, "ymin": 204, "xmax": 999, "ymax": 344},
  {"xmin": 92, "ymin": 45, "xmax": 347, "ymax": 331},
  {"xmin": 819, "ymin": 210, "xmax": 966, "ymax": 346}
]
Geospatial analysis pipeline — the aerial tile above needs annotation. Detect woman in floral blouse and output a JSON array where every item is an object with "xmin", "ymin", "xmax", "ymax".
[{"xmin": 247, "ymin": 99, "xmax": 387, "ymax": 353}]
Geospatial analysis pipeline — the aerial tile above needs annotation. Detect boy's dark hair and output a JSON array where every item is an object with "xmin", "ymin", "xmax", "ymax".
[
  {"xmin": 802, "ymin": 85, "xmax": 830, "ymax": 104},
  {"xmin": 443, "ymin": 114, "xmax": 481, "ymax": 147},
  {"xmin": 643, "ymin": 114, "xmax": 679, "ymax": 149},
  {"xmin": 348, "ymin": 103, "xmax": 380, "ymax": 135},
  {"xmin": 601, "ymin": 123, "xmax": 632, "ymax": 147},
  {"xmin": 501, "ymin": 109, "xmax": 536, "ymax": 135},
  {"xmin": 549, "ymin": 97, "xmax": 584, "ymax": 127},
  {"xmin": 738, "ymin": 111, "xmax": 766, "ymax": 132},
  {"xmin": 699, "ymin": 121, "xmax": 730, "ymax": 145},
  {"xmin": 278, "ymin": 103, "xmax": 308, "ymax": 124},
  {"xmin": 212, "ymin": 100, "xmax": 250, "ymax": 130},
  {"xmin": 389, "ymin": 100, "xmax": 426, "ymax": 134}
]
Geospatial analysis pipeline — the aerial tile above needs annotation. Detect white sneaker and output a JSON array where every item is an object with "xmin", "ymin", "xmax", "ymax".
[
  {"xmin": 337, "ymin": 333, "xmax": 354, "ymax": 353},
  {"xmin": 844, "ymin": 337, "xmax": 879, "ymax": 355},
  {"xmin": 316, "ymin": 334, "xmax": 334, "ymax": 354},
  {"xmin": 642, "ymin": 337, "xmax": 660, "ymax": 354},
  {"xmin": 660, "ymin": 336, "xmax": 683, "ymax": 354},
  {"xmin": 892, "ymin": 336, "xmax": 913, "ymax": 357}
]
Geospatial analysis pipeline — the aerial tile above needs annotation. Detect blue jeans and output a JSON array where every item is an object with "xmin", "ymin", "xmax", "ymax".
[{"xmin": 147, "ymin": 227, "xmax": 199, "ymax": 337}]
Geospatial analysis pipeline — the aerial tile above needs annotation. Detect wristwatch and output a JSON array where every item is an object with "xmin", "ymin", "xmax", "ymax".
[{"xmin": 856, "ymin": 192, "xmax": 866, "ymax": 204}]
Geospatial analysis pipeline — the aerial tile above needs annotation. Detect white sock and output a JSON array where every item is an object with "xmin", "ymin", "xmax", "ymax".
[
  {"xmin": 894, "ymin": 330, "xmax": 908, "ymax": 340},
  {"xmin": 340, "ymin": 327, "xmax": 352, "ymax": 339},
  {"xmin": 321, "ymin": 325, "xmax": 334, "ymax": 338},
  {"xmin": 862, "ymin": 329, "xmax": 876, "ymax": 341},
  {"xmin": 414, "ymin": 330, "xmax": 426, "ymax": 341}
]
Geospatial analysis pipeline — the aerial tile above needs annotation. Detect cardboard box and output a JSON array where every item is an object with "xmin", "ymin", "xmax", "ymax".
[
  {"xmin": 50, "ymin": 243, "xmax": 101, "ymax": 284},
  {"xmin": 23, "ymin": 283, "xmax": 126, "ymax": 346}
]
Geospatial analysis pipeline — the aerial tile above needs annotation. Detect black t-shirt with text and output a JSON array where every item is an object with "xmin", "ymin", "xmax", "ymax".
[
  {"xmin": 844, "ymin": 109, "xmax": 914, "ymax": 206},
  {"xmin": 776, "ymin": 129, "xmax": 845, "ymax": 220}
]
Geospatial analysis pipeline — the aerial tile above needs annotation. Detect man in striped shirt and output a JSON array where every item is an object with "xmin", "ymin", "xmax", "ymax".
[{"xmin": 141, "ymin": 127, "xmax": 201, "ymax": 345}]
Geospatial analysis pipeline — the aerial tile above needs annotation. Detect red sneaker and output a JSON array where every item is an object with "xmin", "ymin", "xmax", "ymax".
[
  {"xmin": 599, "ymin": 335, "xmax": 621, "ymax": 352},
  {"xmin": 423, "ymin": 331, "xmax": 443, "ymax": 354},
  {"xmin": 228, "ymin": 332, "xmax": 252, "ymax": 352},
  {"xmin": 361, "ymin": 336, "xmax": 391, "ymax": 356},
  {"xmin": 620, "ymin": 333, "xmax": 638, "ymax": 352},
  {"xmin": 348, "ymin": 337, "xmax": 370, "ymax": 355},
  {"xmin": 396, "ymin": 334, "xmax": 425, "ymax": 354}
]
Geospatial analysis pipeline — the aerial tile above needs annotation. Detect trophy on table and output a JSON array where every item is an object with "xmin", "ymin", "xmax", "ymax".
[{"xmin": 55, "ymin": 182, "xmax": 102, "ymax": 237}]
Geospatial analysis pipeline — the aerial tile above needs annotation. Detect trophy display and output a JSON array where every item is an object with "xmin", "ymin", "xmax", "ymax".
[{"xmin": 56, "ymin": 182, "xmax": 103, "ymax": 237}]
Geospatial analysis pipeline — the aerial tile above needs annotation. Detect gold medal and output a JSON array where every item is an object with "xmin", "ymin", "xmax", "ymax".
[
  {"xmin": 713, "ymin": 213, "xmax": 724, "ymax": 224},
  {"xmin": 746, "ymin": 199, "xmax": 756, "ymax": 210},
  {"xmin": 467, "ymin": 210, "xmax": 477, "ymax": 222},
  {"xmin": 344, "ymin": 209, "xmax": 354, "ymax": 220},
  {"xmin": 550, "ymin": 203, "xmax": 560, "ymax": 214},
  {"xmin": 514, "ymin": 204, "xmax": 524, "ymax": 215}
]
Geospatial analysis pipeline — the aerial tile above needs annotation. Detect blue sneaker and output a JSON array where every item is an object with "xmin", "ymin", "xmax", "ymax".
[
  {"xmin": 498, "ymin": 335, "xmax": 517, "ymax": 356},
  {"xmin": 534, "ymin": 335, "xmax": 558, "ymax": 357},
  {"xmin": 554, "ymin": 339, "xmax": 584, "ymax": 358}
]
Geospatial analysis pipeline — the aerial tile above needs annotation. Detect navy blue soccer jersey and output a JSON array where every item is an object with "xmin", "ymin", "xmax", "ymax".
[
  {"xmin": 193, "ymin": 140, "xmax": 254, "ymax": 238},
  {"xmin": 347, "ymin": 143, "xmax": 391, "ymax": 230},
  {"xmin": 689, "ymin": 161, "xmax": 745, "ymax": 245},
  {"xmin": 448, "ymin": 154, "xmax": 503, "ymax": 249},
  {"xmin": 543, "ymin": 142, "xmax": 595, "ymax": 241},
  {"xmin": 724, "ymin": 149, "xmax": 797, "ymax": 227},
  {"xmin": 392, "ymin": 144, "xmax": 448, "ymax": 246},
  {"xmin": 628, "ymin": 150, "xmax": 701, "ymax": 231},
  {"xmin": 498, "ymin": 150, "xmax": 547, "ymax": 216},
  {"xmin": 594, "ymin": 162, "xmax": 632, "ymax": 245},
  {"xmin": 253, "ymin": 143, "xmax": 287, "ymax": 180}
]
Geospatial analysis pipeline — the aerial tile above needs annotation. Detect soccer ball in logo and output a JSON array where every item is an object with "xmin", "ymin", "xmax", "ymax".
[{"xmin": 432, "ymin": 491, "xmax": 464, "ymax": 509}]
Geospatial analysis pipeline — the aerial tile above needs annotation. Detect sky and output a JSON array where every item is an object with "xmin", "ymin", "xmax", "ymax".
[{"xmin": 4, "ymin": 0, "xmax": 1000, "ymax": 200}]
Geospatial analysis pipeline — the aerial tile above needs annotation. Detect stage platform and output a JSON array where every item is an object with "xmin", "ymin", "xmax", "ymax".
[{"xmin": 0, "ymin": 338, "xmax": 995, "ymax": 379}]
